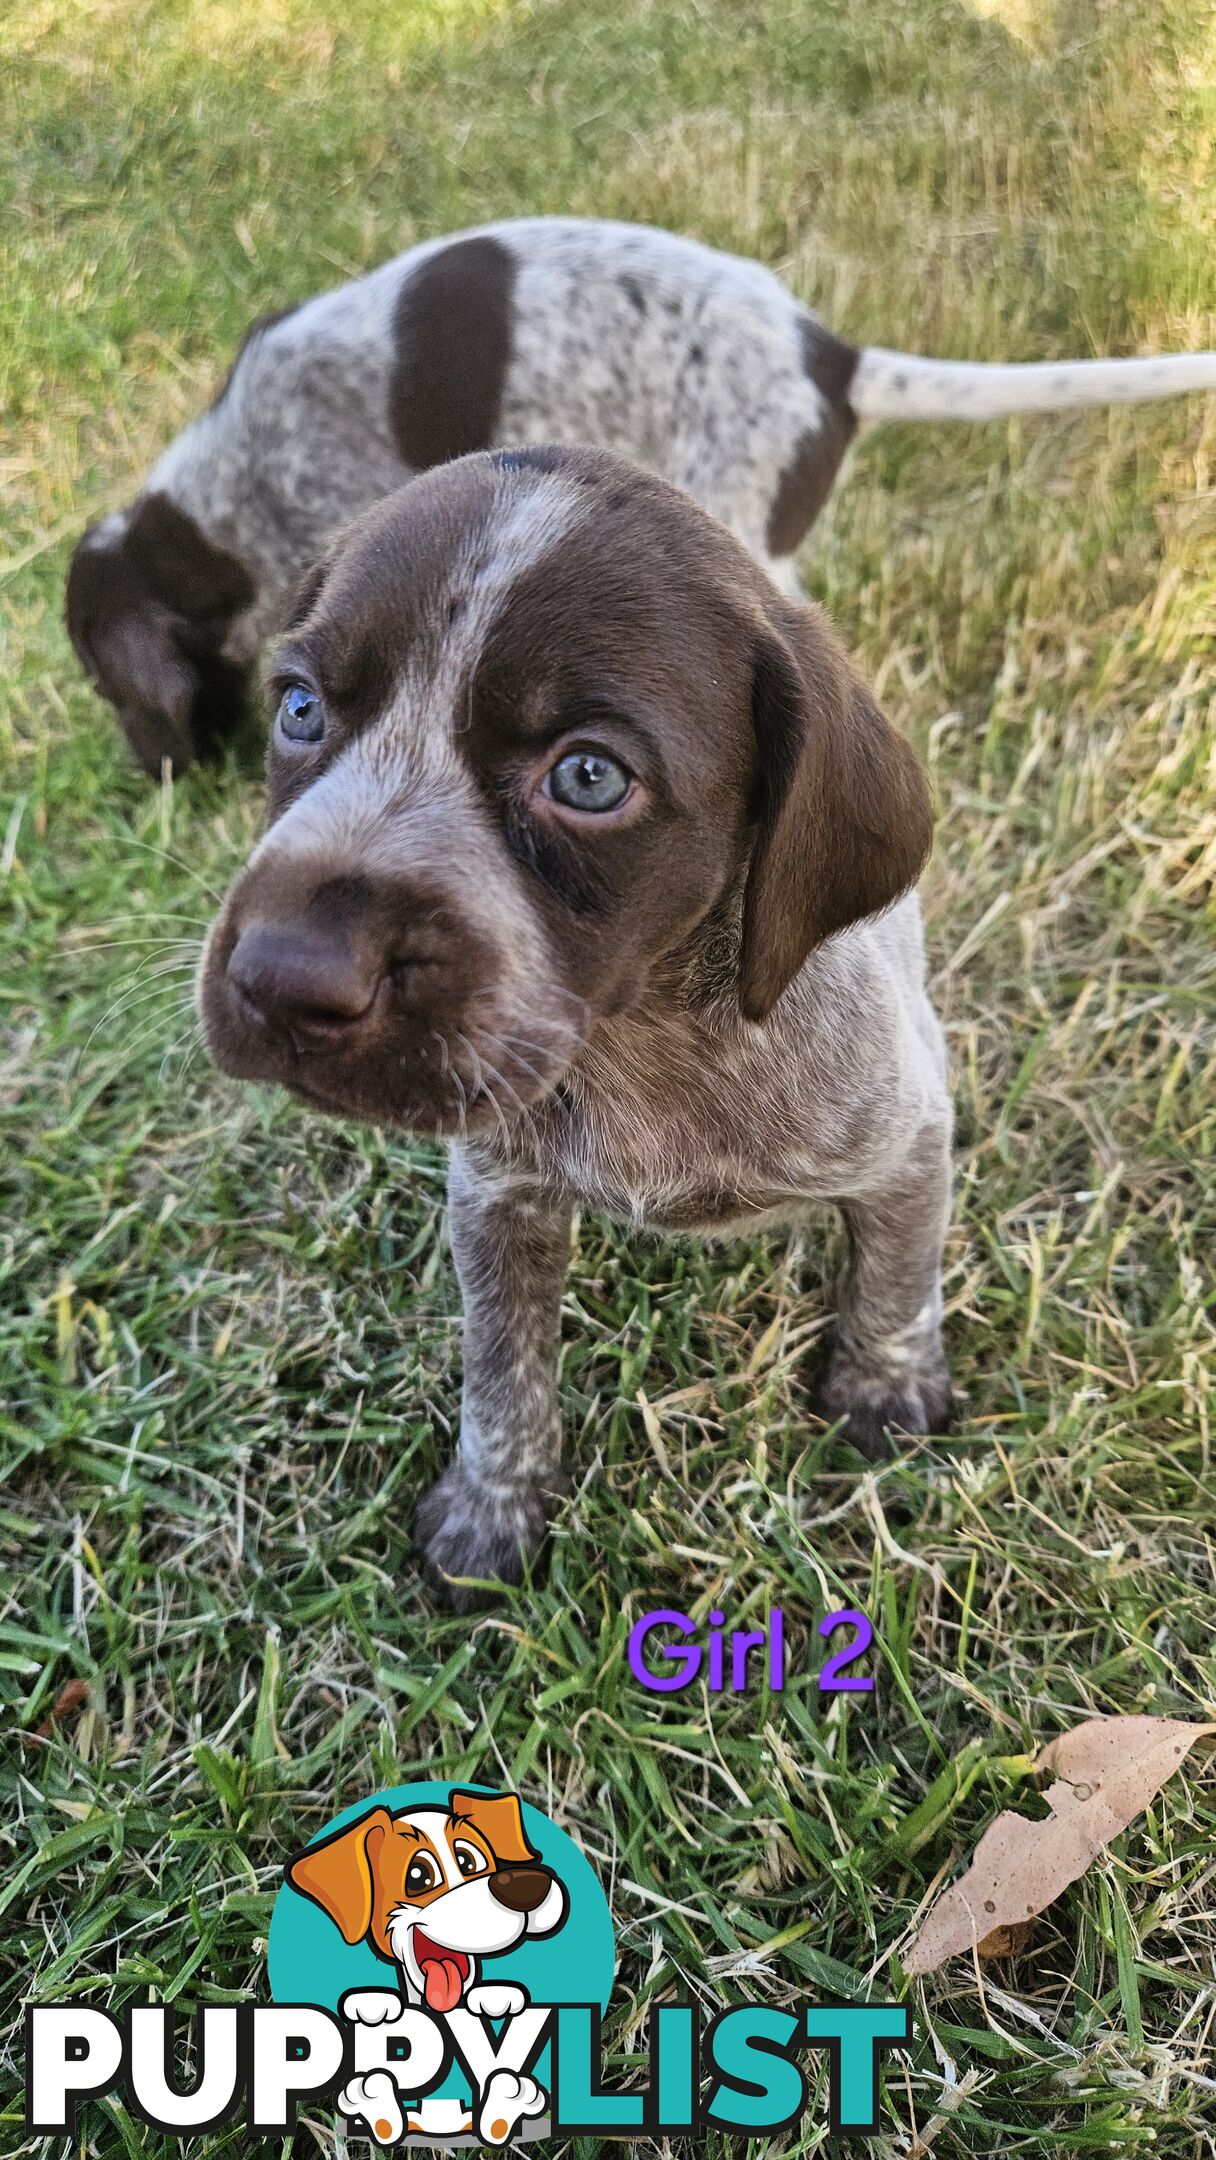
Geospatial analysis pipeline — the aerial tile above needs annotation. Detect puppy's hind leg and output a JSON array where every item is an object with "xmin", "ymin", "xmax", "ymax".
[
  {"xmin": 416, "ymin": 1143, "xmax": 572, "ymax": 1606},
  {"xmin": 820, "ymin": 1120, "xmax": 955, "ymax": 1460}
]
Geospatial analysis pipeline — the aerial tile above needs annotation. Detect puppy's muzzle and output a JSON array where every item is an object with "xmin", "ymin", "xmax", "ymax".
[
  {"xmin": 200, "ymin": 856, "xmax": 577, "ymax": 1135},
  {"xmin": 488, "ymin": 1866, "xmax": 554, "ymax": 1914}
]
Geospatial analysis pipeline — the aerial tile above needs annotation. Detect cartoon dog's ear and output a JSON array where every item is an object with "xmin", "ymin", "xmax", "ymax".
[
  {"xmin": 286, "ymin": 1806, "xmax": 395, "ymax": 1944},
  {"xmin": 739, "ymin": 606, "xmax": 934, "ymax": 1023},
  {"xmin": 449, "ymin": 1789, "xmax": 538, "ymax": 1867}
]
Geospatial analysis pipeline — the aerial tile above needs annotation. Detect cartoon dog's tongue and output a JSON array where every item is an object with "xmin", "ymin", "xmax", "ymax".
[
  {"xmin": 423, "ymin": 1958, "xmax": 465, "ymax": 2014},
  {"xmin": 414, "ymin": 1931, "xmax": 470, "ymax": 2014}
]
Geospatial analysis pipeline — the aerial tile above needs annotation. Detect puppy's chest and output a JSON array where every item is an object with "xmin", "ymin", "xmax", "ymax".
[{"xmin": 529, "ymin": 1076, "xmax": 838, "ymax": 1234}]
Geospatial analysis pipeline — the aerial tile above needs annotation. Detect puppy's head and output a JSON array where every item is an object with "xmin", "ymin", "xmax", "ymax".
[
  {"xmin": 66, "ymin": 493, "xmax": 255, "ymax": 776},
  {"xmin": 287, "ymin": 1789, "xmax": 568, "ymax": 2009},
  {"xmin": 200, "ymin": 446, "xmax": 931, "ymax": 1132}
]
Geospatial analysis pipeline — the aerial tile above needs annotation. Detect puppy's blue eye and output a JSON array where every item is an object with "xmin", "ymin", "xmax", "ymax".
[
  {"xmin": 277, "ymin": 684, "xmax": 324, "ymax": 744},
  {"xmin": 546, "ymin": 748, "xmax": 631, "ymax": 813}
]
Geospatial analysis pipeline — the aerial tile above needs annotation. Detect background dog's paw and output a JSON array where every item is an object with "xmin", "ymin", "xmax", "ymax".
[
  {"xmin": 339, "ymin": 1988, "xmax": 405, "ymax": 2026},
  {"xmin": 415, "ymin": 1464, "xmax": 564, "ymax": 1609},
  {"xmin": 818, "ymin": 1348, "xmax": 954, "ymax": 1461},
  {"xmin": 465, "ymin": 1980, "xmax": 529, "ymax": 2019},
  {"xmin": 338, "ymin": 2069, "xmax": 404, "ymax": 2145},
  {"xmin": 477, "ymin": 2068, "xmax": 547, "ymax": 2145}
]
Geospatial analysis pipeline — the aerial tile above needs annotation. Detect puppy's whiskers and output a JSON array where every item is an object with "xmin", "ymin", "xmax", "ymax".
[
  {"xmin": 105, "ymin": 995, "xmax": 200, "ymax": 1075},
  {"xmin": 107, "ymin": 835, "xmax": 227, "ymax": 904},
  {"xmin": 81, "ymin": 965, "xmax": 200, "ymax": 1062},
  {"xmin": 468, "ymin": 1048, "xmax": 530, "ymax": 1138},
  {"xmin": 487, "ymin": 1033, "xmax": 573, "ymax": 1122},
  {"xmin": 431, "ymin": 1030, "xmax": 468, "ymax": 1142},
  {"xmin": 455, "ymin": 1030, "xmax": 514, "ymax": 1151}
]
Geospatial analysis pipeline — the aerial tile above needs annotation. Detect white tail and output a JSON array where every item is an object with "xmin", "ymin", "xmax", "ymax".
[{"xmin": 850, "ymin": 345, "xmax": 1216, "ymax": 425}]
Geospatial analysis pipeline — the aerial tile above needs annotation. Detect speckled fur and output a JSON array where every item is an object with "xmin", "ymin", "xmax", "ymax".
[
  {"xmin": 144, "ymin": 218, "xmax": 1216, "ymax": 642},
  {"xmin": 118, "ymin": 217, "xmax": 850, "ymax": 653}
]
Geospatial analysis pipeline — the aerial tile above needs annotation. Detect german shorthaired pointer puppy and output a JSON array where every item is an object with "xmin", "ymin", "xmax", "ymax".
[
  {"xmin": 199, "ymin": 445, "xmax": 951, "ymax": 1601},
  {"xmin": 68, "ymin": 217, "xmax": 1216, "ymax": 778}
]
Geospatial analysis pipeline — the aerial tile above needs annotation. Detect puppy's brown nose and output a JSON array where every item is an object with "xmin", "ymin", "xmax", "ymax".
[
  {"xmin": 488, "ymin": 1866, "xmax": 553, "ymax": 1914},
  {"xmin": 228, "ymin": 922, "xmax": 380, "ymax": 1045}
]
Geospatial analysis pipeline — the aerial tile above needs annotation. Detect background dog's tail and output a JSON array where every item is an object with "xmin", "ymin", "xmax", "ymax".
[{"xmin": 849, "ymin": 346, "xmax": 1216, "ymax": 425}]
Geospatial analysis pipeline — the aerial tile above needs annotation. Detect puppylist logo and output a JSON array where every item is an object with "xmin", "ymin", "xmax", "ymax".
[{"xmin": 26, "ymin": 1781, "xmax": 909, "ymax": 2141}]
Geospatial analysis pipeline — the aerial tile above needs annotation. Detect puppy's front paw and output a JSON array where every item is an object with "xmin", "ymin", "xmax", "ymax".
[
  {"xmin": 415, "ymin": 1463, "xmax": 564, "ymax": 1609},
  {"xmin": 477, "ymin": 2068, "xmax": 547, "ymax": 2146},
  {"xmin": 819, "ymin": 1343, "xmax": 954, "ymax": 1461}
]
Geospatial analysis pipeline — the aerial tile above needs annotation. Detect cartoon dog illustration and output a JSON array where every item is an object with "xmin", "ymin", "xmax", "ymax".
[{"xmin": 286, "ymin": 1789, "xmax": 568, "ymax": 2145}]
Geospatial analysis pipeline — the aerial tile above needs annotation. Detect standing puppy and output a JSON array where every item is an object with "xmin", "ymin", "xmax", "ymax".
[
  {"xmin": 199, "ymin": 446, "xmax": 952, "ymax": 1599},
  {"xmin": 67, "ymin": 216, "xmax": 1216, "ymax": 777}
]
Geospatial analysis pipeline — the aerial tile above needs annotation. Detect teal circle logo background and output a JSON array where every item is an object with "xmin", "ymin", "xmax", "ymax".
[{"xmin": 268, "ymin": 1781, "xmax": 614, "ymax": 2105}]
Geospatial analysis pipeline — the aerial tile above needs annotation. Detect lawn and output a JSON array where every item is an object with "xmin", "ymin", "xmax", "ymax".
[{"xmin": 2, "ymin": 0, "xmax": 1215, "ymax": 2152}]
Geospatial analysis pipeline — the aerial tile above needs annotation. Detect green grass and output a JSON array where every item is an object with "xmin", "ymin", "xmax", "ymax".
[{"xmin": 3, "ymin": 0, "xmax": 1216, "ymax": 2151}]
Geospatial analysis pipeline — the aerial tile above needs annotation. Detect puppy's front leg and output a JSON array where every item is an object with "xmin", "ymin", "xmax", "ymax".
[
  {"xmin": 821, "ymin": 1122, "xmax": 955, "ymax": 1459},
  {"xmin": 417, "ymin": 1143, "xmax": 572, "ymax": 1603}
]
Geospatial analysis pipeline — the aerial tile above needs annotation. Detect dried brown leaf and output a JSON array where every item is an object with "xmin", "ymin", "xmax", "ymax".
[
  {"xmin": 906, "ymin": 1714, "xmax": 1216, "ymax": 1976},
  {"xmin": 21, "ymin": 1677, "xmax": 91, "ymax": 1747},
  {"xmin": 976, "ymin": 1918, "xmax": 1036, "ymax": 1960}
]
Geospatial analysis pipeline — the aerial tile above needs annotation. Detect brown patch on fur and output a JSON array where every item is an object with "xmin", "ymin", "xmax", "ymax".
[
  {"xmin": 390, "ymin": 235, "xmax": 516, "ymax": 470},
  {"xmin": 801, "ymin": 316, "xmax": 860, "ymax": 406},
  {"xmin": 766, "ymin": 317, "xmax": 860, "ymax": 556},
  {"xmin": 125, "ymin": 493, "xmax": 255, "ymax": 622}
]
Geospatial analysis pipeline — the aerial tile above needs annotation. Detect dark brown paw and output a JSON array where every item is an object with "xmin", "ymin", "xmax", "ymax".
[
  {"xmin": 817, "ymin": 1347, "xmax": 954, "ymax": 1462},
  {"xmin": 415, "ymin": 1464, "xmax": 566, "ymax": 1610}
]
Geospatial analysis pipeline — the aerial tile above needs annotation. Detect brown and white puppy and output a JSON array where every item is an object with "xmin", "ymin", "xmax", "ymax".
[
  {"xmin": 67, "ymin": 216, "xmax": 1216, "ymax": 777},
  {"xmin": 199, "ymin": 445, "xmax": 953, "ymax": 1599}
]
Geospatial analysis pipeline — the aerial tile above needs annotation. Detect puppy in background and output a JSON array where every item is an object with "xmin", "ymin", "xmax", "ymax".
[
  {"xmin": 67, "ymin": 215, "xmax": 1216, "ymax": 778},
  {"xmin": 200, "ymin": 445, "xmax": 953, "ymax": 1599}
]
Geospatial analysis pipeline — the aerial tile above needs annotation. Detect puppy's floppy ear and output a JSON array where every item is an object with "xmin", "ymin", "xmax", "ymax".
[
  {"xmin": 739, "ymin": 606, "xmax": 933, "ymax": 1022},
  {"xmin": 286, "ymin": 1806, "xmax": 394, "ymax": 1944},
  {"xmin": 94, "ymin": 617, "xmax": 199, "ymax": 776},
  {"xmin": 449, "ymin": 1788, "xmax": 537, "ymax": 1867},
  {"xmin": 66, "ymin": 526, "xmax": 198, "ymax": 774},
  {"xmin": 124, "ymin": 492, "xmax": 255, "ymax": 623}
]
